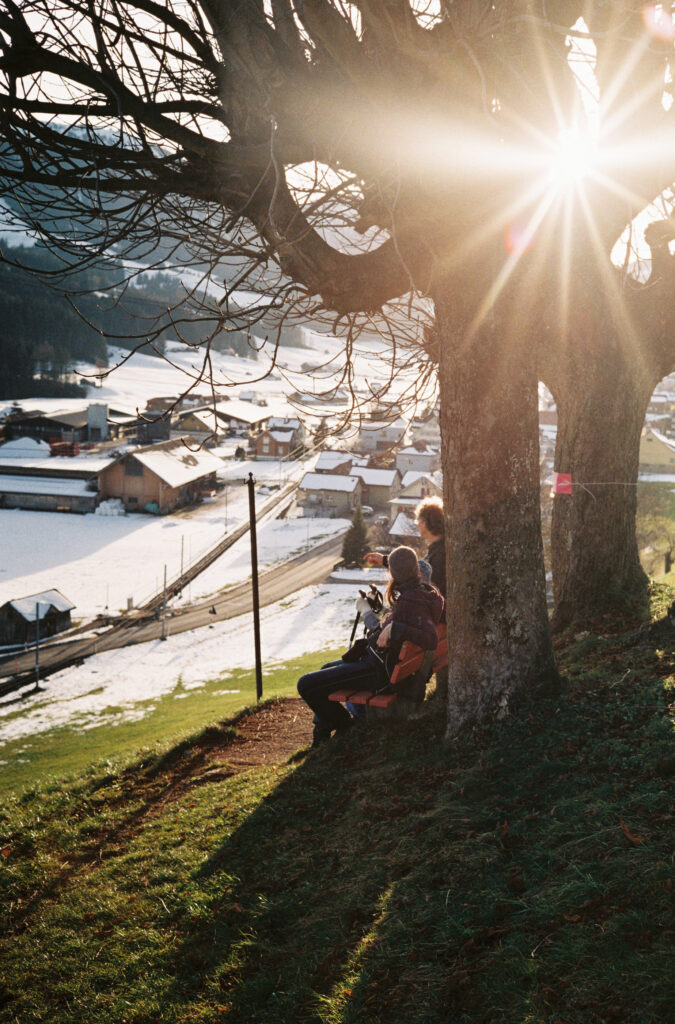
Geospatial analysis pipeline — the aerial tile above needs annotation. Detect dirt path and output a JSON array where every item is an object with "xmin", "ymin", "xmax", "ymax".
[{"xmin": 222, "ymin": 697, "xmax": 314, "ymax": 767}]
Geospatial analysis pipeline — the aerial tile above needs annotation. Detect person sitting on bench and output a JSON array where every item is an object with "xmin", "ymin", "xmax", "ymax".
[{"xmin": 297, "ymin": 546, "xmax": 444, "ymax": 747}]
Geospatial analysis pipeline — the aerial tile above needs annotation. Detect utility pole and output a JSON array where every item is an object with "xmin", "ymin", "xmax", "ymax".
[
  {"xmin": 247, "ymin": 472, "xmax": 263, "ymax": 701},
  {"xmin": 161, "ymin": 564, "xmax": 167, "ymax": 641}
]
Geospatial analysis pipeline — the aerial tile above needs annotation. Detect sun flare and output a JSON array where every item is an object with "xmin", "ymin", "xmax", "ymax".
[{"xmin": 548, "ymin": 128, "xmax": 597, "ymax": 190}]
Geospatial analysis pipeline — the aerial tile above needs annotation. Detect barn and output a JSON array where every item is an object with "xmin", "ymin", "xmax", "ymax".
[{"xmin": 0, "ymin": 589, "xmax": 76, "ymax": 645}]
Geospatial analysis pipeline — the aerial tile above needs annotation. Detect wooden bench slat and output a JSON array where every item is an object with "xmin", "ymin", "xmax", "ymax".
[
  {"xmin": 367, "ymin": 693, "xmax": 398, "ymax": 708},
  {"xmin": 327, "ymin": 688, "xmax": 362, "ymax": 702},
  {"xmin": 345, "ymin": 690, "xmax": 376, "ymax": 705}
]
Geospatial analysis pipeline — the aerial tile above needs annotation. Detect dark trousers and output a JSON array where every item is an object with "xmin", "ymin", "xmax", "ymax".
[{"xmin": 297, "ymin": 658, "xmax": 379, "ymax": 732}]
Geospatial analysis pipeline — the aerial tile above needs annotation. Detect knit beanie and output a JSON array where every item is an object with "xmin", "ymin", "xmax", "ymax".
[{"xmin": 387, "ymin": 545, "xmax": 420, "ymax": 583}]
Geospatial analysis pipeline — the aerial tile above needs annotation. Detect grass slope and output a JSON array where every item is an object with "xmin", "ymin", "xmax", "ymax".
[
  {"xmin": 0, "ymin": 649, "xmax": 342, "ymax": 793},
  {"xmin": 0, "ymin": 599, "xmax": 673, "ymax": 1024}
]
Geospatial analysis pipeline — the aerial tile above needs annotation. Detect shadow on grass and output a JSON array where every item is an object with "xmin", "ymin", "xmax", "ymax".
[{"xmin": 157, "ymin": 622, "xmax": 674, "ymax": 1024}]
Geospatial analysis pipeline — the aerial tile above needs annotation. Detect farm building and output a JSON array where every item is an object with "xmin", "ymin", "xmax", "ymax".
[
  {"xmin": 0, "ymin": 451, "xmax": 108, "ymax": 513},
  {"xmin": 98, "ymin": 437, "xmax": 222, "ymax": 514},
  {"xmin": 0, "ymin": 589, "xmax": 75, "ymax": 645}
]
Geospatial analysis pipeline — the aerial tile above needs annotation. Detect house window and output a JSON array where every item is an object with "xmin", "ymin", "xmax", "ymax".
[
  {"xmin": 262, "ymin": 437, "xmax": 270, "ymax": 451},
  {"xmin": 124, "ymin": 459, "xmax": 143, "ymax": 477}
]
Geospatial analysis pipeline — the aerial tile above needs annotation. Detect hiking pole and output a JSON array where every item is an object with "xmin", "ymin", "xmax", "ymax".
[{"xmin": 349, "ymin": 611, "xmax": 361, "ymax": 643}]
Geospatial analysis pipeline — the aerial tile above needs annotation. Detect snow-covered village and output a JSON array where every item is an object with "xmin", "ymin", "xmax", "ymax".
[{"xmin": 0, "ymin": 5, "xmax": 674, "ymax": 1024}]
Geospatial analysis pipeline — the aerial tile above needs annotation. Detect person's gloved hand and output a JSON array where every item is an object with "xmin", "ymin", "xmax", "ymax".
[{"xmin": 355, "ymin": 586, "xmax": 383, "ymax": 616}]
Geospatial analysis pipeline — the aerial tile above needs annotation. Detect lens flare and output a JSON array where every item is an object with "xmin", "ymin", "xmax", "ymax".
[
  {"xmin": 642, "ymin": 4, "xmax": 675, "ymax": 42},
  {"xmin": 504, "ymin": 218, "xmax": 536, "ymax": 255}
]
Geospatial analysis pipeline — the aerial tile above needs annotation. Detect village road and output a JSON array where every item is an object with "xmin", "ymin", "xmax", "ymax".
[{"xmin": 0, "ymin": 534, "xmax": 345, "ymax": 689}]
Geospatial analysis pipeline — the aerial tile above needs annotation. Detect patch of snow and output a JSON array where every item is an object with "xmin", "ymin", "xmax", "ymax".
[{"xmin": 0, "ymin": 582, "xmax": 360, "ymax": 743}]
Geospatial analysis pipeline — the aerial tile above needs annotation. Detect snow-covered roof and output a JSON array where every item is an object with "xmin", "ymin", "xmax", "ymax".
[
  {"xmin": 177, "ymin": 409, "xmax": 222, "ymax": 433},
  {"xmin": 646, "ymin": 427, "xmax": 675, "ymax": 452},
  {"xmin": 299, "ymin": 472, "xmax": 360, "ymax": 493},
  {"xmin": 400, "ymin": 470, "xmax": 443, "ymax": 492},
  {"xmin": 389, "ymin": 496, "xmax": 421, "ymax": 506},
  {"xmin": 0, "ymin": 456, "xmax": 109, "ymax": 475},
  {"xmin": 0, "ymin": 437, "xmax": 51, "ymax": 458},
  {"xmin": 268, "ymin": 417, "xmax": 300, "ymax": 430},
  {"xmin": 0, "ymin": 475, "xmax": 95, "ymax": 497},
  {"xmin": 315, "ymin": 451, "xmax": 353, "ymax": 471},
  {"xmin": 5, "ymin": 589, "xmax": 75, "ymax": 621},
  {"xmin": 129, "ymin": 442, "xmax": 223, "ymax": 488},
  {"xmin": 351, "ymin": 466, "xmax": 399, "ymax": 486},
  {"xmin": 397, "ymin": 444, "xmax": 438, "ymax": 456},
  {"xmin": 213, "ymin": 399, "xmax": 269, "ymax": 425},
  {"xmin": 359, "ymin": 417, "xmax": 407, "ymax": 432},
  {"xmin": 268, "ymin": 430, "xmax": 294, "ymax": 443},
  {"xmin": 389, "ymin": 511, "xmax": 418, "ymax": 537}
]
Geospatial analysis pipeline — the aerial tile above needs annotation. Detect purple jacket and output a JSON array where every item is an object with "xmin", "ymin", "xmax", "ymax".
[{"xmin": 387, "ymin": 580, "xmax": 444, "ymax": 652}]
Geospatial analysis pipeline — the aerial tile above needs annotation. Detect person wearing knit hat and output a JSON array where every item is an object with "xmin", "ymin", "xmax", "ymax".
[
  {"xmin": 387, "ymin": 546, "xmax": 419, "ymax": 583},
  {"xmin": 297, "ymin": 546, "xmax": 444, "ymax": 746}
]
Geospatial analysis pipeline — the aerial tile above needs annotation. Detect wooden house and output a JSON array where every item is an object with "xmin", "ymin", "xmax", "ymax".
[{"xmin": 98, "ymin": 437, "xmax": 222, "ymax": 514}]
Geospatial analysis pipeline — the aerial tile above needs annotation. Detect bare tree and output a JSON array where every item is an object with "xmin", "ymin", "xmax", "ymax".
[{"xmin": 2, "ymin": 2, "xmax": 673, "ymax": 730}]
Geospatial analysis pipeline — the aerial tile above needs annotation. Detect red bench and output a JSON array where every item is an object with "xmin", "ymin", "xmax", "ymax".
[{"xmin": 328, "ymin": 622, "xmax": 448, "ymax": 714}]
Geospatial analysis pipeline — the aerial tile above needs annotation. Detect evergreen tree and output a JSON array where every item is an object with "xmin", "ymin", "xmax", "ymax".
[{"xmin": 341, "ymin": 505, "xmax": 369, "ymax": 566}]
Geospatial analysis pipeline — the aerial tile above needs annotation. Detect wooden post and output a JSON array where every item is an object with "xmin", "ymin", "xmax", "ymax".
[
  {"xmin": 34, "ymin": 601, "xmax": 41, "ymax": 692},
  {"xmin": 247, "ymin": 473, "xmax": 263, "ymax": 701},
  {"xmin": 161, "ymin": 565, "xmax": 167, "ymax": 640}
]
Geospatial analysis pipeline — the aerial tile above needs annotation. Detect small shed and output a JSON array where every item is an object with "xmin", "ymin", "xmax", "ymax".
[{"xmin": 0, "ymin": 589, "xmax": 76, "ymax": 645}]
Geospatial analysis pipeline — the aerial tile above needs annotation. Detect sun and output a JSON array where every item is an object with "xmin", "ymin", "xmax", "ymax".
[{"xmin": 548, "ymin": 127, "xmax": 598, "ymax": 191}]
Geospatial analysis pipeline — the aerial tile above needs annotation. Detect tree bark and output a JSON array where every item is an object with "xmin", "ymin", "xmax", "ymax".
[
  {"xmin": 435, "ymin": 287, "xmax": 559, "ymax": 736},
  {"xmin": 548, "ymin": 349, "xmax": 654, "ymax": 632}
]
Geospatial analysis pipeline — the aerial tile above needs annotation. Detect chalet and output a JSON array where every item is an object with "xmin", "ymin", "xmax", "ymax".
[
  {"xmin": 0, "ymin": 589, "xmax": 75, "ymax": 645},
  {"xmin": 171, "ymin": 408, "xmax": 226, "ymax": 446},
  {"xmin": 639, "ymin": 427, "xmax": 675, "ymax": 474},
  {"xmin": 395, "ymin": 444, "xmax": 441, "ymax": 475},
  {"xmin": 350, "ymin": 466, "xmax": 401, "ymax": 509},
  {"xmin": 389, "ymin": 471, "xmax": 443, "ymax": 525},
  {"xmin": 355, "ymin": 416, "xmax": 408, "ymax": 453},
  {"xmin": 212, "ymin": 398, "xmax": 270, "ymax": 434},
  {"xmin": 98, "ymin": 437, "xmax": 222, "ymax": 514},
  {"xmin": 297, "ymin": 472, "xmax": 363, "ymax": 518}
]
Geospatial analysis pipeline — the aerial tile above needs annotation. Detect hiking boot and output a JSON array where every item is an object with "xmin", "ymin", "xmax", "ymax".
[{"xmin": 311, "ymin": 724, "xmax": 332, "ymax": 748}]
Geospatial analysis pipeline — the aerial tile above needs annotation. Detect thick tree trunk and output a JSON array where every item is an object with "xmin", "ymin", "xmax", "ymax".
[
  {"xmin": 435, "ymin": 290, "xmax": 559, "ymax": 737},
  {"xmin": 549, "ymin": 357, "xmax": 653, "ymax": 631}
]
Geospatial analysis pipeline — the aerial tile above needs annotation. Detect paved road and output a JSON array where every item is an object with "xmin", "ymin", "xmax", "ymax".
[{"xmin": 0, "ymin": 534, "xmax": 345, "ymax": 693}]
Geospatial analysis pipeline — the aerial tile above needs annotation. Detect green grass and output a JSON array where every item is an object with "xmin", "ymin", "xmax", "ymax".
[
  {"xmin": 0, "ymin": 648, "xmax": 342, "ymax": 793},
  {"xmin": 0, "ymin": 604, "xmax": 673, "ymax": 1024}
]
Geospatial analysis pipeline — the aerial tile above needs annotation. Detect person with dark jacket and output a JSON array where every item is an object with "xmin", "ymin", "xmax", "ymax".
[
  {"xmin": 297, "ymin": 546, "xmax": 444, "ymax": 747},
  {"xmin": 365, "ymin": 498, "xmax": 446, "ymax": 596},
  {"xmin": 414, "ymin": 497, "xmax": 446, "ymax": 597},
  {"xmin": 414, "ymin": 496, "xmax": 448, "ymax": 701}
]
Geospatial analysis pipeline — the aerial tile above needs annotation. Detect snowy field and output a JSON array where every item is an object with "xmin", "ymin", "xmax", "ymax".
[
  {"xmin": 0, "ymin": 488, "xmax": 346, "ymax": 618},
  {"xmin": 0, "ymin": 580, "xmax": 371, "ymax": 747}
]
